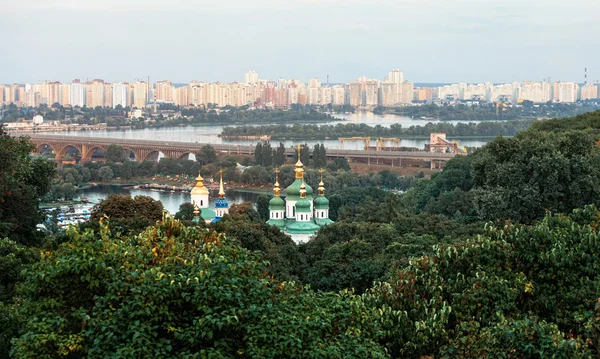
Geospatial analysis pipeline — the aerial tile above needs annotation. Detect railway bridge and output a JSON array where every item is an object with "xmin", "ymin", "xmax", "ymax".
[{"xmin": 24, "ymin": 134, "xmax": 458, "ymax": 169}]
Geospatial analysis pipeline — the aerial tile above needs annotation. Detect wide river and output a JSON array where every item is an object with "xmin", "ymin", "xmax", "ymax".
[
  {"xmin": 49, "ymin": 112, "xmax": 494, "ymax": 212},
  {"xmin": 50, "ymin": 112, "xmax": 492, "ymax": 150},
  {"xmin": 69, "ymin": 185, "xmax": 262, "ymax": 214}
]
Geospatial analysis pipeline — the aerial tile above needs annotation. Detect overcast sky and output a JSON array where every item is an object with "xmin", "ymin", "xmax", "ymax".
[{"xmin": 1, "ymin": 0, "xmax": 599, "ymax": 84}]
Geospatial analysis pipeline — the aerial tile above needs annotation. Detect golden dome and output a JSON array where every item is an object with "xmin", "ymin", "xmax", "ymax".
[{"xmin": 191, "ymin": 173, "xmax": 209, "ymax": 195}]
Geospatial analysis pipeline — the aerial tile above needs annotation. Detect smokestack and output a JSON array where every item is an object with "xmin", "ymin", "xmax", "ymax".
[{"xmin": 585, "ymin": 68, "xmax": 588, "ymax": 85}]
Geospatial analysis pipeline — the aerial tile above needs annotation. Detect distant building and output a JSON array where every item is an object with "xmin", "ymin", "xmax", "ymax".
[
  {"xmin": 245, "ymin": 70, "xmax": 259, "ymax": 85},
  {"xmin": 580, "ymin": 84, "xmax": 598, "ymax": 101},
  {"xmin": 266, "ymin": 159, "xmax": 333, "ymax": 244},
  {"xmin": 33, "ymin": 115, "xmax": 44, "ymax": 125}
]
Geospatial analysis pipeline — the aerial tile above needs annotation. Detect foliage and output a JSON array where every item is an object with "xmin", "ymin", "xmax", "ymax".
[
  {"xmin": 11, "ymin": 218, "xmax": 387, "ymax": 358},
  {"xmin": 87, "ymin": 194, "xmax": 164, "ymax": 235},
  {"xmin": 0, "ymin": 129, "xmax": 56, "ymax": 245},
  {"xmin": 0, "ymin": 239, "xmax": 39, "ymax": 357},
  {"xmin": 363, "ymin": 206, "xmax": 600, "ymax": 358},
  {"xmin": 215, "ymin": 203, "xmax": 306, "ymax": 282},
  {"xmin": 174, "ymin": 202, "xmax": 195, "ymax": 221},
  {"xmin": 256, "ymin": 194, "xmax": 270, "ymax": 221},
  {"xmin": 106, "ymin": 144, "xmax": 126, "ymax": 163},
  {"xmin": 97, "ymin": 166, "xmax": 114, "ymax": 182},
  {"xmin": 196, "ymin": 144, "xmax": 217, "ymax": 165},
  {"xmin": 222, "ymin": 119, "xmax": 535, "ymax": 140},
  {"xmin": 471, "ymin": 130, "xmax": 600, "ymax": 222}
]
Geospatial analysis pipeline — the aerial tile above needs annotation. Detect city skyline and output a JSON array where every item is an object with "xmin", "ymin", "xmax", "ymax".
[
  {"xmin": 1, "ymin": 0, "xmax": 599, "ymax": 84},
  {"xmin": 2, "ymin": 69, "xmax": 598, "ymax": 109}
]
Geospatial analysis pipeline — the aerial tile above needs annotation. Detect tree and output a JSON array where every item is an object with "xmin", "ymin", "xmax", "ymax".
[
  {"xmin": 106, "ymin": 144, "xmax": 126, "ymax": 163},
  {"xmin": 256, "ymin": 194, "xmax": 270, "ymax": 221},
  {"xmin": 254, "ymin": 142, "xmax": 263, "ymax": 165},
  {"xmin": 174, "ymin": 202, "xmax": 195, "ymax": 221},
  {"xmin": 87, "ymin": 194, "xmax": 164, "ymax": 234},
  {"xmin": 301, "ymin": 143, "xmax": 310, "ymax": 165},
  {"xmin": 97, "ymin": 166, "xmax": 114, "ymax": 182},
  {"xmin": 261, "ymin": 142, "xmax": 273, "ymax": 166},
  {"xmin": 196, "ymin": 144, "xmax": 217, "ymax": 165},
  {"xmin": 274, "ymin": 142, "xmax": 286, "ymax": 166},
  {"xmin": 12, "ymin": 218, "xmax": 386, "ymax": 358},
  {"xmin": 328, "ymin": 158, "xmax": 351, "ymax": 172},
  {"xmin": 318, "ymin": 143, "xmax": 327, "ymax": 167},
  {"xmin": 0, "ymin": 239, "xmax": 39, "ymax": 356},
  {"xmin": 362, "ymin": 206, "xmax": 600, "ymax": 358},
  {"xmin": 0, "ymin": 128, "xmax": 56, "ymax": 245},
  {"xmin": 313, "ymin": 144, "xmax": 322, "ymax": 167}
]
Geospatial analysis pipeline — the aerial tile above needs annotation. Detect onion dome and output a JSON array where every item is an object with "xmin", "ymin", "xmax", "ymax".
[
  {"xmin": 215, "ymin": 169, "xmax": 229, "ymax": 209},
  {"xmin": 192, "ymin": 204, "xmax": 201, "ymax": 223},
  {"xmin": 295, "ymin": 181, "xmax": 311, "ymax": 213},
  {"xmin": 314, "ymin": 170, "xmax": 329, "ymax": 209},
  {"xmin": 314, "ymin": 195, "xmax": 329, "ymax": 209},
  {"xmin": 269, "ymin": 168, "xmax": 285, "ymax": 210},
  {"xmin": 190, "ymin": 173, "xmax": 209, "ymax": 195}
]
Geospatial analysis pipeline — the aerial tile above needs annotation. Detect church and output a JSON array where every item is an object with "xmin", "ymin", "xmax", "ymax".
[
  {"xmin": 266, "ymin": 154, "xmax": 333, "ymax": 244},
  {"xmin": 190, "ymin": 169, "xmax": 229, "ymax": 223}
]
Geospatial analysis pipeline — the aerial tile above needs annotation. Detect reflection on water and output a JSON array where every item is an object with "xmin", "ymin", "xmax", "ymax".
[
  {"xmin": 78, "ymin": 185, "xmax": 261, "ymax": 214},
  {"xmin": 50, "ymin": 111, "xmax": 492, "ymax": 150}
]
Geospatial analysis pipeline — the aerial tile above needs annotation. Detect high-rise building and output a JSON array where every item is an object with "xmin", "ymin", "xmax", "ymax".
[
  {"xmin": 580, "ymin": 83, "xmax": 598, "ymax": 100},
  {"xmin": 70, "ymin": 80, "xmax": 86, "ymax": 107},
  {"xmin": 557, "ymin": 82, "xmax": 578, "ymax": 103},
  {"xmin": 331, "ymin": 86, "xmax": 345, "ymax": 106},
  {"xmin": 414, "ymin": 87, "xmax": 434, "ymax": 102},
  {"xmin": 380, "ymin": 82, "xmax": 396, "ymax": 106},
  {"xmin": 386, "ymin": 69, "xmax": 403, "ymax": 84},
  {"xmin": 401, "ymin": 82, "xmax": 414, "ymax": 104},
  {"xmin": 88, "ymin": 80, "xmax": 105, "ymax": 108},
  {"xmin": 438, "ymin": 84, "xmax": 460, "ymax": 101},
  {"xmin": 365, "ymin": 80, "xmax": 379, "ymax": 106},
  {"xmin": 47, "ymin": 82, "xmax": 61, "ymax": 105},
  {"xmin": 348, "ymin": 82, "xmax": 362, "ymax": 106},
  {"xmin": 60, "ymin": 83, "xmax": 71, "ymax": 106},
  {"xmin": 245, "ymin": 71, "xmax": 259, "ymax": 85},
  {"xmin": 156, "ymin": 80, "xmax": 174, "ymax": 103},
  {"xmin": 112, "ymin": 83, "xmax": 129, "ymax": 108},
  {"xmin": 320, "ymin": 87, "xmax": 332, "ymax": 105},
  {"xmin": 132, "ymin": 81, "xmax": 148, "ymax": 108}
]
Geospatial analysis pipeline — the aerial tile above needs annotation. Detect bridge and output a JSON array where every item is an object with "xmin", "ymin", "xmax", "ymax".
[{"xmin": 24, "ymin": 134, "xmax": 458, "ymax": 169}]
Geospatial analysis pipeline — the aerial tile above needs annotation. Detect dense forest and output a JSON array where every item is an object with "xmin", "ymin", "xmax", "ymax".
[
  {"xmin": 222, "ymin": 120, "xmax": 534, "ymax": 140},
  {"xmin": 3, "ymin": 110, "xmax": 600, "ymax": 357}
]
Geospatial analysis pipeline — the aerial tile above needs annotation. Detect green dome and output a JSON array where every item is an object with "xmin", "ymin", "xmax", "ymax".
[
  {"xmin": 269, "ymin": 196, "xmax": 285, "ymax": 210},
  {"xmin": 285, "ymin": 179, "xmax": 313, "ymax": 199},
  {"xmin": 314, "ymin": 196, "xmax": 329, "ymax": 209},
  {"xmin": 295, "ymin": 198, "xmax": 311, "ymax": 213}
]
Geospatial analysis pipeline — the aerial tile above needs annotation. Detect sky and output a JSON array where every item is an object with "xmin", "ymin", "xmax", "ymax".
[{"xmin": 1, "ymin": 0, "xmax": 599, "ymax": 84}]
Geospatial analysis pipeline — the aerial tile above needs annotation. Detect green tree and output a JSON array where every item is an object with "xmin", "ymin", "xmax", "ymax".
[
  {"xmin": 196, "ymin": 144, "xmax": 217, "ymax": 165},
  {"xmin": 261, "ymin": 142, "xmax": 273, "ymax": 166},
  {"xmin": 256, "ymin": 194, "xmax": 270, "ymax": 221},
  {"xmin": 12, "ymin": 218, "xmax": 386, "ymax": 358},
  {"xmin": 254, "ymin": 142, "xmax": 263, "ymax": 165},
  {"xmin": 97, "ymin": 166, "xmax": 114, "ymax": 182},
  {"xmin": 274, "ymin": 142, "xmax": 286, "ymax": 166},
  {"xmin": 174, "ymin": 202, "xmax": 195, "ymax": 221},
  {"xmin": 363, "ymin": 206, "xmax": 600, "ymax": 358},
  {"xmin": 0, "ymin": 129, "xmax": 56, "ymax": 245},
  {"xmin": 87, "ymin": 194, "xmax": 164, "ymax": 235},
  {"xmin": 106, "ymin": 144, "xmax": 126, "ymax": 163}
]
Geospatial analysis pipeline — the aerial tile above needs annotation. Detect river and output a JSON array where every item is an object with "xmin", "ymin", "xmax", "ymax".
[
  {"xmin": 72, "ymin": 185, "xmax": 262, "ymax": 214},
  {"xmin": 49, "ymin": 112, "xmax": 491, "ymax": 150}
]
